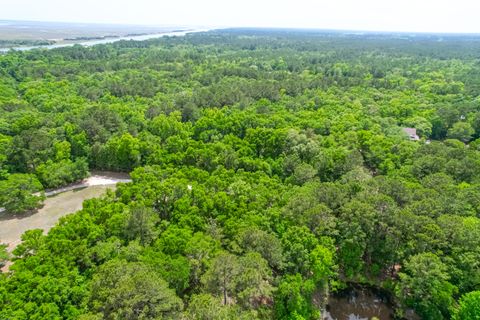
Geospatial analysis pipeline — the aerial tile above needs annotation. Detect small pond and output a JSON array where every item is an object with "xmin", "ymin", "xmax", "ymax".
[{"xmin": 324, "ymin": 286, "xmax": 394, "ymax": 320}]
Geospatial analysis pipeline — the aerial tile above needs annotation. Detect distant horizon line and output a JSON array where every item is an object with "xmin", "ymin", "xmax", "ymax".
[{"xmin": 1, "ymin": 18, "xmax": 480, "ymax": 36}]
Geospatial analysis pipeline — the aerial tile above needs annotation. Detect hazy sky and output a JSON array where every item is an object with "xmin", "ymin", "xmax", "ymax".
[{"xmin": 2, "ymin": 0, "xmax": 480, "ymax": 33}]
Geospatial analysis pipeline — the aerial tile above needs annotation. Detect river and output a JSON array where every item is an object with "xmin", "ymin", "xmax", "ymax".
[{"xmin": 0, "ymin": 29, "xmax": 209, "ymax": 53}]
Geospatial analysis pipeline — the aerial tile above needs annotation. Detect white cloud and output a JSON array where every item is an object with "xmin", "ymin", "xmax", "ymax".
[{"xmin": 1, "ymin": 0, "xmax": 479, "ymax": 33}]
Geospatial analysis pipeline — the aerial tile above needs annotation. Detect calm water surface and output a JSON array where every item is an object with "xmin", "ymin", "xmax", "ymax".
[
  {"xmin": 324, "ymin": 287, "xmax": 394, "ymax": 320},
  {"xmin": 0, "ymin": 29, "xmax": 208, "ymax": 53}
]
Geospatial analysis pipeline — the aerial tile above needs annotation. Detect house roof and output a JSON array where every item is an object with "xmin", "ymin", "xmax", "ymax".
[
  {"xmin": 402, "ymin": 128, "xmax": 417, "ymax": 136},
  {"xmin": 402, "ymin": 127, "xmax": 420, "ymax": 141}
]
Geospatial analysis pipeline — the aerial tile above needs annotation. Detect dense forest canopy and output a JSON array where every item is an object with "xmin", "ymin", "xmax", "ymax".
[{"xmin": 1, "ymin": 29, "xmax": 480, "ymax": 319}]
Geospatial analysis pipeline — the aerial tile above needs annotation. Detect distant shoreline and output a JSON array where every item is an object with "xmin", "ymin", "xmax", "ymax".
[{"xmin": 0, "ymin": 29, "xmax": 209, "ymax": 53}]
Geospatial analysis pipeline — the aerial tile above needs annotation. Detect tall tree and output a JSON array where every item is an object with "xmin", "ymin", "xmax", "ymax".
[
  {"xmin": 87, "ymin": 260, "xmax": 183, "ymax": 319},
  {"xmin": 0, "ymin": 174, "xmax": 44, "ymax": 214},
  {"xmin": 202, "ymin": 252, "xmax": 240, "ymax": 305},
  {"xmin": 397, "ymin": 253, "xmax": 456, "ymax": 319}
]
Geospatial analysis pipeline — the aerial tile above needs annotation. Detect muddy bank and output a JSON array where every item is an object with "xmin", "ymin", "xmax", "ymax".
[
  {"xmin": 0, "ymin": 171, "xmax": 131, "ymax": 252},
  {"xmin": 40, "ymin": 170, "xmax": 131, "ymax": 197}
]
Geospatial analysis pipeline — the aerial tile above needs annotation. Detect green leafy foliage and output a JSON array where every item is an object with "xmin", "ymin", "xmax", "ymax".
[
  {"xmin": 0, "ymin": 173, "xmax": 44, "ymax": 213},
  {"xmin": 86, "ymin": 260, "xmax": 183, "ymax": 319},
  {"xmin": 0, "ymin": 29, "xmax": 480, "ymax": 319},
  {"xmin": 454, "ymin": 291, "xmax": 480, "ymax": 320},
  {"xmin": 0, "ymin": 244, "xmax": 8, "ymax": 269},
  {"xmin": 397, "ymin": 253, "xmax": 457, "ymax": 319}
]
